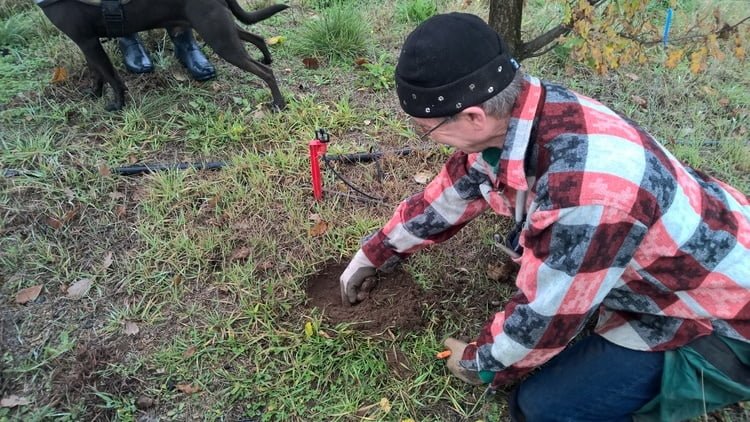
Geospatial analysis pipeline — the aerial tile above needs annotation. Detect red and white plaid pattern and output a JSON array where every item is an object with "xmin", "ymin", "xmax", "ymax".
[{"xmin": 360, "ymin": 75, "xmax": 750, "ymax": 387}]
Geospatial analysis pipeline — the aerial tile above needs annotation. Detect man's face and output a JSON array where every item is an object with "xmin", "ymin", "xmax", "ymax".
[{"xmin": 410, "ymin": 107, "xmax": 511, "ymax": 153}]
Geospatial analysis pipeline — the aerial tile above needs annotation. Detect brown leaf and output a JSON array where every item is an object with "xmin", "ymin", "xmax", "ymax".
[
  {"xmin": 45, "ymin": 216, "xmax": 63, "ymax": 229},
  {"xmin": 354, "ymin": 57, "xmax": 370, "ymax": 68},
  {"xmin": 183, "ymin": 346, "xmax": 197, "ymax": 358},
  {"xmin": 631, "ymin": 95, "xmax": 648, "ymax": 108},
  {"xmin": 413, "ymin": 171, "xmax": 433, "ymax": 185},
  {"xmin": 0, "ymin": 395, "xmax": 31, "ymax": 408},
  {"xmin": 718, "ymin": 97, "xmax": 730, "ymax": 107},
  {"xmin": 123, "ymin": 321, "xmax": 139, "ymax": 336},
  {"xmin": 66, "ymin": 278, "xmax": 93, "ymax": 299},
  {"xmin": 258, "ymin": 261, "xmax": 274, "ymax": 271},
  {"xmin": 51, "ymin": 67, "xmax": 68, "ymax": 84},
  {"xmin": 16, "ymin": 285, "xmax": 43, "ymax": 304},
  {"xmin": 115, "ymin": 205, "xmax": 127, "ymax": 219},
  {"xmin": 308, "ymin": 220, "xmax": 329, "ymax": 237},
  {"xmin": 302, "ymin": 57, "xmax": 320, "ymax": 69},
  {"xmin": 98, "ymin": 162, "xmax": 111, "ymax": 177},
  {"xmin": 62, "ymin": 206, "xmax": 80, "ymax": 223},
  {"xmin": 230, "ymin": 247, "xmax": 251, "ymax": 261},
  {"xmin": 175, "ymin": 383, "xmax": 200, "ymax": 394}
]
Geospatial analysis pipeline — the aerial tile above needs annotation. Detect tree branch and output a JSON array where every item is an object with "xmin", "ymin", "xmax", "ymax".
[
  {"xmin": 520, "ymin": 24, "xmax": 571, "ymax": 59},
  {"xmin": 619, "ymin": 15, "xmax": 750, "ymax": 47}
]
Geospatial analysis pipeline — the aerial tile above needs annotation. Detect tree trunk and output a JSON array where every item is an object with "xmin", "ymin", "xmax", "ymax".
[{"xmin": 488, "ymin": 0, "xmax": 524, "ymax": 58}]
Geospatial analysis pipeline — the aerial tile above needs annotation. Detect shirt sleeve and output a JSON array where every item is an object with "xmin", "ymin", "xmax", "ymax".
[
  {"xmin": 460, "ymin": 204, "xmax": 649, "ymax": 386},
  {"xmin": 361, "ymin": 151, "xmax": 493, "ymax": 269}
]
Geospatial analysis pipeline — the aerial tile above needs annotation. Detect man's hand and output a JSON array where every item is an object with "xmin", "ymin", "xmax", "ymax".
[
  {"xmin": 443, "ymin": 337, "xmax": 483, "ymax": 385},
  {"xmin": 340, "ymin": 250, "xmax": 377, "ymax": 305}
]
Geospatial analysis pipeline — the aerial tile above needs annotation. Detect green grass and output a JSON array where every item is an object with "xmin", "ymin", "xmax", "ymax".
[
  {"xmin": 1, "ymin": 0, "xmax": 748, "ymax": 421},
  {"xmin": 293, "ymin": 3, "xmax": 371, "ymax": 62}
]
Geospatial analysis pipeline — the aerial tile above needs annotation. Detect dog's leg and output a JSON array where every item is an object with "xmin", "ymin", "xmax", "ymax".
[
  {"xmin": 236, "ymin": 26, "xmax": 272, "ymax": 65},
  {"xmin": 76, "ymin": 37, "xmax": 127, "ymax": 111},
  {"xmin": 190, "ymin": 8, "xmax": 286, "ymax": 110}
]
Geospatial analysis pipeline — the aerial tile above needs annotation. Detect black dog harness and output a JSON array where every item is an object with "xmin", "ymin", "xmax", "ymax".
[{"xmin": 36, "ymin": 0, "xmax": 131, "ymax": 38}]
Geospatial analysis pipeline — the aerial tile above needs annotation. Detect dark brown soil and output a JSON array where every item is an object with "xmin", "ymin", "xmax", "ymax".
[{"xmin": 304, "ymin": 261, "xmax": 435, "ymax": 335}]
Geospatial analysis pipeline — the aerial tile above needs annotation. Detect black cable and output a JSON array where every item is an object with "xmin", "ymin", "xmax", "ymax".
[{"xmin": 322, "ymin": 157, "xmax": 386, "ymax": 203}]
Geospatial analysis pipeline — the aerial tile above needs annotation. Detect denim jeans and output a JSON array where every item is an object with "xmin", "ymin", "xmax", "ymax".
[{"xmin": 509, "ymin": 334, "xmax": 664, "ymax": 421}]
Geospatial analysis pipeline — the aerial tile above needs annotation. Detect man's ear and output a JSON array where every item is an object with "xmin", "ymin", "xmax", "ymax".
[{"xmin": 460, "ymin": 106, "xmax": 488, "ymax": 128}]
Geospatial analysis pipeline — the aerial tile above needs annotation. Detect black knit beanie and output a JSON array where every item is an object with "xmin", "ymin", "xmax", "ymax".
[{"xmin": 395, "ymin": 12, "xmax": 519, "ymax": 118}]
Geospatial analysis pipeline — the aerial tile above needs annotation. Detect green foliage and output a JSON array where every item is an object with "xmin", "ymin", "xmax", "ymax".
[
  {"xmin": 295, "ymin": 4, "xmax": 370, "ymax": 61},
  {"xmin": 358, "ymin": 54, "xmax": 396, "ymax": 91},
  {"xmin": 395, "ymin": 0, "xmax": 437, "ymax": 24},
  {"xmin": 301, "ymin": 0, "xmax": 356, "ymax": 10}
]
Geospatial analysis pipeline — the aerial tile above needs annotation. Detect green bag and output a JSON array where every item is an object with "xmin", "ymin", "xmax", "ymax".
[{"xmin": 634, "ymin": 335, "xmax": 750, "ymax": 422}]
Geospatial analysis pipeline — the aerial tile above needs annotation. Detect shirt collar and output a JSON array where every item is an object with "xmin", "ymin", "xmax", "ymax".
[{"xmin": 480, "ymin": 74, "xmax": 543, "ymax": 191}]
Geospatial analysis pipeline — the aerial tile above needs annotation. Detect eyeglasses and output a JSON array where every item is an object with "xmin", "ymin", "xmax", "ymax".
[{"xmin": 411, "ymin": 116, "xmax": 454, "ymax": 141}]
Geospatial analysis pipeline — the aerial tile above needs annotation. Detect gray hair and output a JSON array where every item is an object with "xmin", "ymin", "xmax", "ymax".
[{"xmin": 479, "ymin": 69, "xmax": 524, "ymax": 118}]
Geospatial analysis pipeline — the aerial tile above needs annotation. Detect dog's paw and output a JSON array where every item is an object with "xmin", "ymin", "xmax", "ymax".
[{"xmin": 105, "ymin": 101, "xmax": 124, "ymax": 112}]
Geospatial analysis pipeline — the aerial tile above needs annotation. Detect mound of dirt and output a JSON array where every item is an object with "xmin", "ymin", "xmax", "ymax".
[{"xmin": 304, "ymin": 261, "xmax": 433, "ymax": 334}]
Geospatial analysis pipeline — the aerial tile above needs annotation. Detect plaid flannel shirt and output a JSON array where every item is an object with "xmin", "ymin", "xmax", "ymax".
[{"xmin": 361, "ymin": 75, "xmax": 750, "ymax": 387}]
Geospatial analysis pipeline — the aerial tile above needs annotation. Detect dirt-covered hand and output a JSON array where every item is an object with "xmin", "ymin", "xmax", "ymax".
[
  {"xmin": 340, "ymin": 250, "xmax": 377, "ymax": 305},
  {"xmin": 443, "ymin": 337, "xmax": 483, "ymax": 386}
]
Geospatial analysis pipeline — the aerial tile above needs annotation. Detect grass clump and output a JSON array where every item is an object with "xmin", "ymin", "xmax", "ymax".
[
  {"xmin": 295, "ymin": 4, "xmax": 370, "ymax": 61},
  {"xmin": 395, "ymin": 0, "xmax": 438, "ymax": 23}
]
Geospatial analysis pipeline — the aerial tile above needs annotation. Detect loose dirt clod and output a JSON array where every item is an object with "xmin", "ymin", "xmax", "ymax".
[{"xmin": 304, "ymin": 261, "xmax": 432, "ymax": 334}]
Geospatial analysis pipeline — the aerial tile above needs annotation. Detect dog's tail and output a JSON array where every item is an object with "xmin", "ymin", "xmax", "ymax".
[{"xmin": 226, "ymin": 0, "xmax": 289, "ymax": 25}]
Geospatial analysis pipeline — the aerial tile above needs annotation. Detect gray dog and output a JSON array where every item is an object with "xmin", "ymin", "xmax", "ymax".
[{"xmin": 37, "ymin": 0, "xmax": 288, "ymax": 111}]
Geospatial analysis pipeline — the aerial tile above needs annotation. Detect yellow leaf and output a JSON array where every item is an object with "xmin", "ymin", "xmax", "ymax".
[
  {"xmin": 706, "ymin": 34, "xmax": 725, "ymax": 61},
  {"xmin": 304, "ymin": 321, "xmax": 314, "ymax": 338},
  {"xmin": 665, "ymin": 49, "xmax": 684, "ymax": 69},
  {"xmin": 689, "ymin": 47, "xmax": 708, "ymax": 74},
  {"xmin": 379, "ymin": 397, "xmax": 392, "ymax": 413},
  {"xmin": 266, "ymin": 35, "xmax": 285, "ymax": 46},
  {"xmin": 735, "ymin": 34, "xmax": 745, "ymax": 61},
  {"xmin": 51, "ymin": 67, "xmax": 68, "ymax": 83}
]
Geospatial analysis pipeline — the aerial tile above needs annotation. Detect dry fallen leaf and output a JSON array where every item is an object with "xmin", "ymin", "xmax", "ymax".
[
  {"xmin": 66, "ymin": 278, "xmax": 93, "ymax": 299},
  {"xmin": 123, "ymin": 321, "xmax": 139, "ymax": 336},
  {"xmin": 379, "ymin": 397, "xmax": 392, "ymax": 413},
  {"xmin": 98, "ymin": 162, "xmax": 111, "ymax": 177},
  {"xmin": 16, "ymin": 285, "xmax": 42, "ymax": 304},
  {"xmin": 354, "ymin": 57, "xmax": 370, "ymax": 68},
  {"xmin": 62, "ymin": 206, "xmax": 80, "ymax": 223},
  {"xmin": 102, "ymin": 252, "xmax": 114, "ymax": 269},
  {"xmin": 631, "ymin": 95, "xmax": 648, "ymax": 108},
  {"xmin": 230, "ymin": 247, "xmax": 251, "ymax": 261},
  {"xmin": 258, "ymin": 261, "xmax": 274, "ymax": 271},
  {"xmin": 624, "ymin": 73, "xmax": 640, "ymax": 81},
  {"xmin": 45, "ymin": 216, "xmax": 63, "ymax": 229},
  {"xmin": 183, "ymin": 346, "xmax": 197, "ymax": 358},
  {"xmin": 413, "ymin": 171, "xmax": 433, "ymax": 185},
  {"xmin": 302, "ymin": 57, "xmax": 320, "ymax": 69},
  {"xmin": 0, "ymin": 395, "xmax": 31, "ymax": 408},
  {"xmin": 308, "ymin": 220, "xmax": 329, "ymax": 236},
  {"xmin": 175, "ymin": 383, "xmax": 200, "ymax": 394},
  {"xmin": 51, "ymin": 66, "xmax": 68, "ymax": 83}
]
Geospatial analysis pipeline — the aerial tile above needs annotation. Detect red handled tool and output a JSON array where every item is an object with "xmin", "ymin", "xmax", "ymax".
[{"xmin": 308, "ymin": 129, "xmax": 330, "ymax": 201}]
